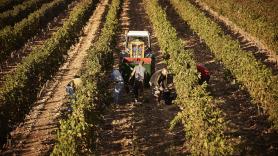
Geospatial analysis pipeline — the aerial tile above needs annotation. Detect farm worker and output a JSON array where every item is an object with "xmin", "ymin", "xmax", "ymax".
[
  {"xmin": 120, "ymin": 59, "xmax": 133, "ymax": 94},
  {"xmin": 65, "ymin": 75, "xmax": 82, "ymax": 98},
  {"xmin": 144, "ymin": 47, "xmax": 153, "ymax": 57},
  {"xmin": 65, "ymin": 81, "xmax": 75, "ymax": 97},
  {"xmin": 149, "ymin": 68, "xmax": 168, "ymax": 103},
  {"xmin": 111, "ymin": 65, "xmax": 124, "ymax": 104},
  {"xmin": 196, "ymin": 63, "xmax": 210, "ymax": 84},
  {"xmin": 129, "ymin": 60, "xmax": 146, "ymax": 103}
]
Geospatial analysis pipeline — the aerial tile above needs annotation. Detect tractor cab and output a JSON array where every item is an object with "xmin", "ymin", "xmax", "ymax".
[{"xmin": 120, "ymin": 31, "xmax": 155, "ymax": 86}]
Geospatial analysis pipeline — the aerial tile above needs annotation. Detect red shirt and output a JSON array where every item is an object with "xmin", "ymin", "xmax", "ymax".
[{"xmin": 196, "ymin": 64, "xmax": 209, "ymax": 77}]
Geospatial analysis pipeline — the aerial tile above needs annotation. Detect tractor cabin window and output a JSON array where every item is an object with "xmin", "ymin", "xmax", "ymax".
[{"xmin": 131, "ymin": 43, "xmax": 144, "ymax": 58}]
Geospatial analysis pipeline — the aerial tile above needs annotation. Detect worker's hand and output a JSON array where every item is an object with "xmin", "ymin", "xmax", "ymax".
[{"xmin": 168, "ymin": 84, "xmax": 173, "ymax": 88}]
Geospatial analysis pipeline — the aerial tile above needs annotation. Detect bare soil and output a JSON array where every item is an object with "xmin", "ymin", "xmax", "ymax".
[
  {"xmin": 0, "ymin": 0, "xmax": 109, "ymax": 155},
  {"xmin": 97, "ymin": 0, "xmax": 187, "ymax": 155},
  {"xmin": 160, "ymin": 0, "xmax": 278, "ymax": 155}
]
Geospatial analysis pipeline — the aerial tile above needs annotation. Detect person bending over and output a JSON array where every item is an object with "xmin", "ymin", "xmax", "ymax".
[{"xmin": 149, "ymin": 68, "xmax": 168, "ymax": 103}]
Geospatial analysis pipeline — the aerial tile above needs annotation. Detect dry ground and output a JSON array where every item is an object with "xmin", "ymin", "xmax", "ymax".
[
  {"xmin": 97, "ymin": 0, "xmax": 187, "ymax": 155},
  {"xmin": 1, "ymin": 0, "xmax": 110, "ymax": 155}
]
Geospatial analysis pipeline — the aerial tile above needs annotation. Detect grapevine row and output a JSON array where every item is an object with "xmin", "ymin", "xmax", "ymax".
[
  {"xmin": 0, "ymin": 0, "xmax": 74, "ymax": 64},
  {"xmin": 170, "ymin": 0, "xmax": 278, "ymax": 129},
  {"xmin": 51, "ymin": 0, "xmax": 121, "ymax": 154},
  {"xmin": 143, "ymin": 0, "xmax": 232, "ymax": 155},
  {"xmin": 0, "ymin": 0, "xmax": 23, "ymax": 13},
  {"xmin": 198, "ymin": 0, "xmax": 278, "ymax": 54},
  {"xmin": 0, "ymin": 0, "xmax": 53, "ymax": 29},
  {"xmin": 0, "ymin": 0, "xmax": 97, "ymax": 146}
]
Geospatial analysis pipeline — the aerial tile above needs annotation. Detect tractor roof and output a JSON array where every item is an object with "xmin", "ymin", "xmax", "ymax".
[{"xmin": 127, "ymin": 31, "xmax": 150, "ymax": 37}]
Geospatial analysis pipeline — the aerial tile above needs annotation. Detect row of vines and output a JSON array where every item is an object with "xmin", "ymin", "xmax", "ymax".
[
  {"xmin": 0, "ymin": 0, "xmax": 74, "ymax": 63},
  {"xmin": 51, "ymin": 0, "xmax": 121, "ymax": 154},
  {"xmin": 0, "ymin": 0, "xmax": 23, "ymax": 13},
  {"xmin": 0, "ymin": 0, "xmax": 97, "ymax": 145},
  {"xmin": 143, "ymin": 0, "xmax": 232, "ymax": 155},
  {"xmin": 0, "ymin": 0, "xmax": 53, "ymax": 29},
  {"xmin": 170, "ymin": 0, "xmax": 278, "ymax": 129},
  {"xmin": 198, "ymin": 0, "xmax": 278, "ymax": 54}
]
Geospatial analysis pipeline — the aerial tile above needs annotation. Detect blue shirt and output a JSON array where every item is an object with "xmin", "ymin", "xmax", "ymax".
[
  {"xmin": 66, "ymin": 85, "xmax": 75, "ymax": 96},
  {"xmin": 111, "ymin": 69, "xmax": 124, "ymax": 82}
]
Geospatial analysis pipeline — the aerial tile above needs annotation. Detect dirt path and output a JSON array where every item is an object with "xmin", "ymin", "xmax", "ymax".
[
  {"xmin": 0, "ymin": 0, "xmax": 80, "ymax": 85},
  {"xmin": 97, "ymin": 0, "xmax": 186, "ymax": 155},
  {"xmin": 161, "ymin": 0, "xmax": 278, "ymax": 154},
  {"xmin": 0, "ymin": 0, "xmax": 109, "ymax": 155},
  {"xmin": 189, "ymin": 0, "xmax": 278, "ymax": 75}
]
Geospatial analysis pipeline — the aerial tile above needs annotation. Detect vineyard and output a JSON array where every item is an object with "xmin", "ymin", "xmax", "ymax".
[{"xmin": 0, "ymin": 0, "xmax": 277, "ymax": 155}]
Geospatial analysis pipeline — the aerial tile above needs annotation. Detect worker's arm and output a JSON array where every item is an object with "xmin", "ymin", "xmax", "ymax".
[
  {"xmin": 163, "ymin": 75, "xmax": 168, "ymax": 89},
  {"xmin": 129, "ymin": 68, "xmax": 136, "ymax": 81},
  {"xmin": 126, "ymin": 63, "xmax": 133, "ymax": 71},
  {"xmin": 158, "ymin": 74, "xmax": 167, "ymax": 89}
]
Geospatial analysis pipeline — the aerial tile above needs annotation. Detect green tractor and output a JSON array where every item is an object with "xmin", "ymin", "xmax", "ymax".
[{"xmin": 120, "ymin": 31, "xmax": 155, "ymax": 86}]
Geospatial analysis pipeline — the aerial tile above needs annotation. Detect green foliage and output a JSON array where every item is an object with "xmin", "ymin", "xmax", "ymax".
[
  {"xmin": 0, "ymin": 0, "xmax": 53, "ymax": 29},
  {"xmin": 0, "ymin": 0, "xmax": 74, "ymax": 63},
  {"xmin": 0, "ymin": 0, "xmax": 96, "ymax": 146},
  {"xmin": 170, "ymin": 0, "xmax": 278, "ymax": 129},
  {"xmin": 0, "ymin": 0, "xmax": 23, "ymax": 13},
  {"xmin": 143, "ymin": 0, "xmax": 232, "ymax": 155},
  {"xmin": 200, "ymin": 0, "xmax": 278, "ymax": 54},
  {"xmin": 51, "ymin": 0, "xmax": 121, "ymax": 154}
]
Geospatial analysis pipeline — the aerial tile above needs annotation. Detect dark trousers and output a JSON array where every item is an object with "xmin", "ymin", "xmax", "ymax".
[{"xmin": 133, "ymin": 79, "xmax": 144, "ymax": 99}]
